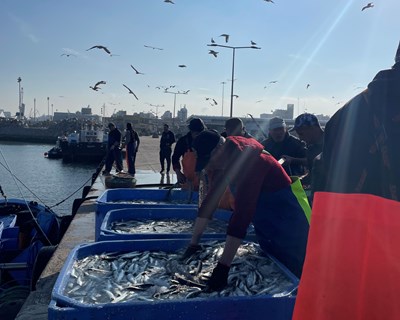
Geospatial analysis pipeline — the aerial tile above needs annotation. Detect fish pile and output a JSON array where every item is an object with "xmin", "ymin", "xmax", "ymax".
[
  {"xmin": 109, "ymin": 218, "xmax": 228, "ymax": 234},
  {"xmin": 64, "ymin": 241, "xmax": 295, "ymax": 304}
]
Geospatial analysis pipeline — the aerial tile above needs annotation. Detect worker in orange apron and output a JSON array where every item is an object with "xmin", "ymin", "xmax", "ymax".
[{"xmin": 172, "ymin": 118, "xmax": 206, "ymax": 191}]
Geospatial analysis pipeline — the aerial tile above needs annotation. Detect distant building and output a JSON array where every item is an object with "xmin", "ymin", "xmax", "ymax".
[
  {"xmin": 260, "ymin": 104, "xmax": 294, "ymax": 120},
  {"xmin": 161, "ymin": 110, "xmax": 172, "ymax": 120},
  {"xmin": 177, "ymin": 106, "xmax": 188, "ymax": 122}
]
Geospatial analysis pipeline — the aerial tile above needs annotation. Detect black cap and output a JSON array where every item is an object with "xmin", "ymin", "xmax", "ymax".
[
  {"xmin": 188, "ymin": 118, "xmax": 205, "ymax": 132},
  {"xmin": 192, "ymin": 130, "xmax": 221, "ymax": 172}
]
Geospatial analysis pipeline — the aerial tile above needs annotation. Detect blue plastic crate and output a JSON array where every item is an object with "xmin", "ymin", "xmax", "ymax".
[
  {"xmin": 95, "ymin": 188, "xmax": 199, "ymax": 239},
  {"xmin": 49, "ymin": 239, "xmax": 298, "ymax": 320},
  {"xmin": 97, "ymin": 207, "xmax": 234, "ymax": 241}
]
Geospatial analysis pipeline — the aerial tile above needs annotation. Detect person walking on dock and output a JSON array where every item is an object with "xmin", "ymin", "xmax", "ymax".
[
  {"xmin": 124, "ymin": 122, "xmax": 140, "ymax": 176},
  {"xmin": 103, "ymin": 122, "xmax": 123, "ymax": 175},
  {"xmin": 159, "ymin": 124, "xmax": 175, "ymax": 174}
]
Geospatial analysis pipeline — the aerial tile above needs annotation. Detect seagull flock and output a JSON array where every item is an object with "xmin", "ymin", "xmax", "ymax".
[{"xmin": 59, "ymin": 1, "xmax": 374, "ymax": 110}]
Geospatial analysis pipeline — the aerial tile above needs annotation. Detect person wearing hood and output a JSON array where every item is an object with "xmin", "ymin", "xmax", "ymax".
[
  {"xmin": 320, "ymin": 41, "xmax": 400, "ymax": 201},
  {"xmin": 181, "ymin": 130, "xmax": 310, "ymax": 291}
]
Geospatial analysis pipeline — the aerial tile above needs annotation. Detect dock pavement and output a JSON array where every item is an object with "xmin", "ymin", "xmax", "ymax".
[{"xmin": 15, "ymin": 136, "xmax": 179, "ymax": 319}]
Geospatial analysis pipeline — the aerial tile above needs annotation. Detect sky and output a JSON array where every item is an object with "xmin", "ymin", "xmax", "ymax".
[{"xmin": 1, "ymin": 0, "xmax": 399, "ymax": 119}]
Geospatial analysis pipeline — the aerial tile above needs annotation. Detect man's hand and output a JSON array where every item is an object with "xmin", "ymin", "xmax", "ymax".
[
  {"xmin": 180, "ymin": 244, "xmax": 202, "ymax": 261},
  {"xmin": 204, "ymin": 262, "xmax": 230, "ymax": 292}
]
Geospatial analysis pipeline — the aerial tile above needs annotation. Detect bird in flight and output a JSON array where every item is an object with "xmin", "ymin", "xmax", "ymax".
[
  {"xmin": 89, "ymin": 81, "xmax": 106, "ymax": 91},
  {"xmin": 144, "ymin": 45, "xmax": 163, "ymax": 50},
  {"xmin": 164, "ymin": 0, "xmax": 174, "ymax": 3},
  {"xmin": 362, "ymin": 2, "xmax": 374, "ymax": 11},
  {"xmin": 182, "ymin": 90, "xmax": 190, "ymax": 94},
  {"xmin": 220, "ymin": 34, "xmax": 229, "ymax": 43},
  {"xmin": 209, "ymin": 50, "xmax": 219, "ymax": 58},
  {"xmin": 61, "ymin": 53, "xmax": 76, "ymax": 57},
  {"xmin": 306, "ymin": 84, "xmax": 311, "ymax": 89},
  {"xmin": 123, "ymin": 84, "xmax": 139, "ymax": 100},
  {"xmin": 211, "ymin": 38, "xmax": 215, "ymax": 44},
  {"xmin": 233, "ymin": 95, "xmax": 239, "ymax": 99},
  {"xmin": 269, "ymin": 80, "xmax": 278, "ymax": 83},
  {"xmin": 212, "ymin": 99, "xmax": 218, "ymax": 105},
  {"xmin": 251, "ymin": 40, "xmax": 257, "ymax": 46},
  {"xmin": 86, "ymin": 45, "xmax": 111, "ymax": 55},
  {"xmin": 130, "ymin": 65, "xmax": 144, "ymax": 75},
  {"xmin": 264, "ymin": 0, "xmax": 275, "ymax": 3},
  {"xmin": 178, "ymin": 65, "xmax": 187, "ymax": 68}
]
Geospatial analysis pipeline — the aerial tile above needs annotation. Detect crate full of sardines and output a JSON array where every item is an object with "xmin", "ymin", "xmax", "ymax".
[
  {"xmin": 49, "ymin": 239, "xmax": 298, "ymax": 320},
  {"xmin": 97, "ymin": 207, "xmax": 245, "ymax": 242},
  {"xmin": 95, "ymin": 188, "xmax": 199, "ymax": 239}
]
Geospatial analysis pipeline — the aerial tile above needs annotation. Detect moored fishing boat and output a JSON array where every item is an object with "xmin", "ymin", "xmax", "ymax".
[
  {"xmin": 59, "ymin": 124, "xmax": 108, "ymax": 163},
  {"xmin": 0, "ymin": 199, "xmax": 67, "ymax": 319}
]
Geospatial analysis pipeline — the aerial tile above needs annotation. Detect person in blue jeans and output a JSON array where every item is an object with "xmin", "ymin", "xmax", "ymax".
[
  {"xmin": 182, "ymin": 130, "xmax": 310, "ymax": 291},
  {"xmin": 103, "ymin": 122, "xmax": 123, "ymax": 175}
]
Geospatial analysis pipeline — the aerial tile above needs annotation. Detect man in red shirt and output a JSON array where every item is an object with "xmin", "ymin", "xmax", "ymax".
[{"xmin": 184, "ymin": 130, "xmax": 310, "ymax": 291}]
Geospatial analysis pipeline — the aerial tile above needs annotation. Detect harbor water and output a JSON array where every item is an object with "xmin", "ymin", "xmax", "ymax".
[{"xmin": 0, "ymin": 141, "xmax": 98, "ymax": 216}]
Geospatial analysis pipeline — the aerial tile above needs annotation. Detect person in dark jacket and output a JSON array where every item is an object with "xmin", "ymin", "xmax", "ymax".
[
  {"xmin": 261, "ymin": 117, "xmax": 306, "ymax": 176},
  {"xmin": 103, "ymin": 122, "xmax": 123, "ymax": 175},
  {"xmin": 320, "ymin": 41, "xmax": 400, "ymax": 201},
  {"xmin": 172, "ymin": 118, "xmax": 205, "ymax": 190},
  {"xmin": 124, "ymin": 122, "xmax": 140, "ymax": 175},
  {"xmin": 159, "ymin": 124, "xmax": 176, "ymax": 174},
  {"xmin": 287, "ymin": 113, "xmax": 324, "ymax": 186},
  {"xmin": 182, "ymin": 130, "xmax": 310, "ymax": 291}
]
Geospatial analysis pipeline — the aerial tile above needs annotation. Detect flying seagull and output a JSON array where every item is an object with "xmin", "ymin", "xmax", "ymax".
[
  {"xmin": 362, "ymin": 2, "xmax": 374, "ymax": 11},
  {"xmin": 220, "ymin": 34, "xmax": 229, "ymax": 43},
  {"xmin": 130, "ymin": 65, "xmax": 144, "ymax": 75},
  {"xmin": 61, "ymin": 53, "xmax": 76, "ymax": 57},
  {"xmin": 86, "ymin": 45, "xmax": 111, "ymax": 55},
  {"xmin": 306, "ymin": 84, "xmax": 310, "ymax": 89},
  {"xmin": 269, "ymin": 80, "xmax": 278, "ymax": 83},
  {"xmin": 212, "ymin": 99, "xmax": 218, "ymax": 105},
  {"xmin": 89, "ymin": 80, "xmax": 106, "ymax": 91},
  {"xmin": 251, "ymin": 40, "xmax": 257, "ymax": 45},
  {"xmin": 178, "ymin": 65, "xmax": 187, "ymax": 68},
  {"xmin": 123, "ymin": 84, "xmax": 139, "ymax": 100},
  {"xmin": 144, "ymin": 45, "xmax": 163, "ymax": 50},
  {"xmin": 208, "ymin": 50, "xmax": 219, "ymax": 58},
  {"xmin": 264, "ymin": 0, "xmax": 275, "ymax": 3},
  {"xmin": 164, "ymin": 0, "xmax": 174, "ymax": 4}
]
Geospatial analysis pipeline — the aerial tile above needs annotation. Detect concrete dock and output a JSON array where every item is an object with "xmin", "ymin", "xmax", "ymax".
[{"xmin": 15, "ymin": 136, "xmax": 178, "ymax": 319}]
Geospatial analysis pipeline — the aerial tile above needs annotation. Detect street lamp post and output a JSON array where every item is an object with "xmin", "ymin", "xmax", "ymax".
[
  {"xmin": 17, "ymin": 77, "xmax": 22, "ymax": 119},
  {"xmin": 164, "ymin": 90, "xmax": 189, "ymax": 125},
  {"xmin": 221, "ymin": 81, "xmax": 226, "ymax": 116},
  {"xmin": 47, "ymin": 97, "xmax": 50, "ymax": 120},
  {"xmin": 207, "ymin": 43, "xmax": 261, "ymax": 117}
]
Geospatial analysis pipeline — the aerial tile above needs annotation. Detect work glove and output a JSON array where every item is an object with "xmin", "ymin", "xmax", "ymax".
[
  {"xmin": 204, "ymin": 262, "xmax": 230, "ymax": 292},
  {"xmin": 180, "ymin": 244, "xmax": 202, "ymax": 261}
]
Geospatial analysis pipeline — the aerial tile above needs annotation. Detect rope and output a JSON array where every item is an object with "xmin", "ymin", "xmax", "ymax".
[{"xmin": 49, "ymin": 175, "xmax": 92, "ymax": 208}]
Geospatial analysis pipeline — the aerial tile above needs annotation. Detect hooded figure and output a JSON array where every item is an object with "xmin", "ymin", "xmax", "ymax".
[{"xmin": 320, "ymin": 40, "xmax": 400, "ymax": 200}]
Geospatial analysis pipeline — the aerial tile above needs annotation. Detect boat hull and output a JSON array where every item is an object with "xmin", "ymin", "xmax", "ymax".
[{"xmin": 60, "ymin": 140, "xmax": 107, "ymax": 162}]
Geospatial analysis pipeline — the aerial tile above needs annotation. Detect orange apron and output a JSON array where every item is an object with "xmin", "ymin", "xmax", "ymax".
[{"xmin": 181, "ymin": 150, "xmax": 199, "ymax": 191}]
